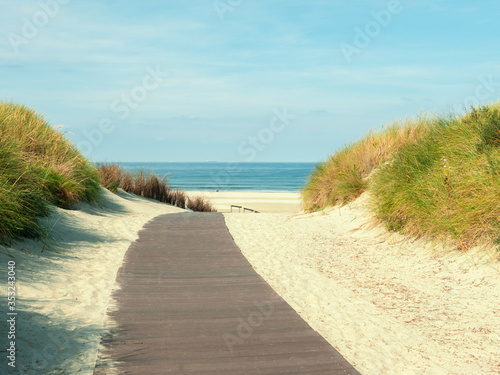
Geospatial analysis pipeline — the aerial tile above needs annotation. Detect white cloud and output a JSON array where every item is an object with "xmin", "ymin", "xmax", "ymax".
[{"xmin": 1, "ymin": 0, "xmax": 499, "ymax": 162}]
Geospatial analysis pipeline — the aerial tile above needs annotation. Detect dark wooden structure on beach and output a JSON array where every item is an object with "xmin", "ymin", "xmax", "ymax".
[{"xmin": 94, "ymin": 212, "xmax": 360, "ymax": 374}]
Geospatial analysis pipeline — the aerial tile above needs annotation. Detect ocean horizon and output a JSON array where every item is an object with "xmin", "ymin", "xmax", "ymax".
[{"xmin": 117, "ymin": 162, "xmax": 316, "ymax": 192}]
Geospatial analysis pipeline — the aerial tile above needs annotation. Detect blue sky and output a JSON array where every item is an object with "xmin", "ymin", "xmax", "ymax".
[{"xmin": 1, "ymin": 0, "xmax": 499, "ymax": 162}]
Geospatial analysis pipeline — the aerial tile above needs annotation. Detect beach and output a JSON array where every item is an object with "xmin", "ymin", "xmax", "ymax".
[
  {"xmin": 225, "ymin": 194, "xmax": 500, "ymax": 375},
  {"xmin": 3, "ymin": 1, "xmax": 498, "ymax": 373},
  {"xmin": 1, "ymin": 190, "xmax": 499, "ymax": 374},
  {"xmin": 0, "ymin": 189, "xmax": 185, "ymax": 374},
  {"xmin": 186, "ymin": 190, "xmax": 302, "ymax": 213}
]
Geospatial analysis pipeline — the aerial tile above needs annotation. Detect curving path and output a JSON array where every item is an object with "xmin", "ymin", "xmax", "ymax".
[{"xmin": 93, "ymin": 212, "xmax": 360, "ymax": 374}]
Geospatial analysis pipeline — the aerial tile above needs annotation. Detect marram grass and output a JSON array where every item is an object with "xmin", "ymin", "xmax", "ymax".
[
  {"xmin": 1, "ymin": 101, "xmax": 215, "ymax": 242},
  {"xmin": 98, "ymin": 163, "xmax": 216, "ymax": 212},
  {"xmin": 303, "ymin": 102, "xmax": 500, "ymax": 250},
  {"xmin": 0, "ymin": 102, "xmax": 101, "ymax": 241},
  {"xmin": 0, "ymin": 139, "xmax": 48, "ymax": 240},
  {"xmin": 370, "ymin": 104, "xmax": 500, "ymax": 250},
  {"xmin": 302, "ymin": 113, "xmax": 435, "ymax": 211}
]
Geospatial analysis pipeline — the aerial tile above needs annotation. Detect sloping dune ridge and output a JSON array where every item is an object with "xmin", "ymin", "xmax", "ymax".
[
  {"xmin": 0, "ymin": 189, "xmax": 184, "ymax": 374},
  {"xmin": 1, "ymin": 190, "xmax": 499, "ymax": 374},
  {"xmin": 224, "ymin": 194, "xmax": 500, "ymax": 375}
]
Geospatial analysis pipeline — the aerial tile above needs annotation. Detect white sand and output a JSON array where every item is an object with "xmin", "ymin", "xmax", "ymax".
[
  {"xmin": 224, "ymin": 194, "xmax": 500, "ymax": 375},
  {"xmin": 2, "ymin": 189, "xmax": 499, "ymax": 374},
  {"xmin": 0, "ymin": 189, "xmax": 184, "ymax": 374},
  {"xmin": 186, "ymin": 190, "xmax": 302, "ymax": 213}
]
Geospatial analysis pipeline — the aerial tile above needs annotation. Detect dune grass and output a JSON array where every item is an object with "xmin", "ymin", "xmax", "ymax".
[
  {"xmin": 187, "ymin": 196, "xmax": 217, "ymax": 212},
  {"xmin": 97, "ymin": 163, "xmax": 123, "ymax": 193},
  {"xmin": 302, "ymin": 114, "xmax": 435, "ymax": 211},
  {"xmin": 120, "ymin": 169, "xmax": 187, "ymax": 209},
  {"xmin": 303, "ymin": 102, "xmax": 500, "ymax": 251},
  {"xmin": 0, "ymin": 102, "xmax": 101, "ymax": 241},
  {"xmin": 0, "ymin": 139, "xmax": 49, "ymax": 240},
  {"xmin": 371, "ymin": 104, "xmax": 500, "ymax": 250},
  {"xmin": 98, "ymin": 163, "xmax": 216, "ymax": 212},
  {"xmin": 0, "ymin": 101, "xmax": 213, "ymax": 242}
]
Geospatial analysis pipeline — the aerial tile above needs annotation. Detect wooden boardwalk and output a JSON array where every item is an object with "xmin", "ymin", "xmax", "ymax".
[{"xmin": 94, "ymin": 212, "xmax": 360, "ymax": 374}]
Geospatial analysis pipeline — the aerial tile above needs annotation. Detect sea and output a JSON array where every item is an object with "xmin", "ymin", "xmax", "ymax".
[{"xmin": 119, "ymin": 162, "xmax": 316, "ymax": 192}]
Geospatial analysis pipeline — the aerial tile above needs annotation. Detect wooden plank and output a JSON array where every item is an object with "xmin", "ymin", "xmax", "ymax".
[{"xmin": 94, "ymin": 213, "xmax": 360, "ymax": 374}]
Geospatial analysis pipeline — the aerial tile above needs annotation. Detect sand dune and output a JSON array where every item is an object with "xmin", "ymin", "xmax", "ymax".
[
  {"xmin": 224, "ymin": 194, "xmax": 500, "ymax": 375},
  {"xmin": 2, "ymin": 190, "xmax": 499, "ymax": 374},
  {"xmin": 0, "ymin": 189, "xmax": 184, "ymax": 374}
]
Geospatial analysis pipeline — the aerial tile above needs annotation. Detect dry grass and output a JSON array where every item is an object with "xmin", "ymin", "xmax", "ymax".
[
  {"xmin": 169, "ymin": 190, "xmax": 187, "ymax": 209},
  {"xmin": 97, "ymin": 163, "xmax": 123, "ymax": 193},
  {"xmin": 101, "ymin": 164, "xmax": 214, "ymax": 212},
  {"xmin": 121, "ymin": 172, "xmax": 133, "ymax": 193},
  {"xmin": 304, "ymin": 101, "xmax": 500, "ymax": 250},
  {"xmin": 187, "ymin": 196, "xmax": 217, "ymax": 212},
  {"xmin": 302, "ymin": 114, "xmax": 435, "ymax": 211}
]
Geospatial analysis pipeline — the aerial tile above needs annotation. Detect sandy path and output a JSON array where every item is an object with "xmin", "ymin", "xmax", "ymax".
[
  {"xmin": 224, "ymin": 196, "xmax": 500, "ymax": 375},
  {"xmin": 0, "ymin": 189, "xmax": 184, "ymax": 374}
]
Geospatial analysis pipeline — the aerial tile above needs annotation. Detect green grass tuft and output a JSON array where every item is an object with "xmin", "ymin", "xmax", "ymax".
[
  {"xmin": 0, "ymin": 102, "xmax": 102, "ymax": 241},
  {"xmin": 0, "ymin": 139, "xmax": 49, "ymax": 240},
  {"xmin": 303, "ymin": 102, "xmax": 500, "ymax": 250},
  {"xmin": 370, "ymin": 103, "xmax": 500, "ymax": 250},
  {"xmin": 302, "ymin": 114, "xmax": 434, "ymax": 211}
]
